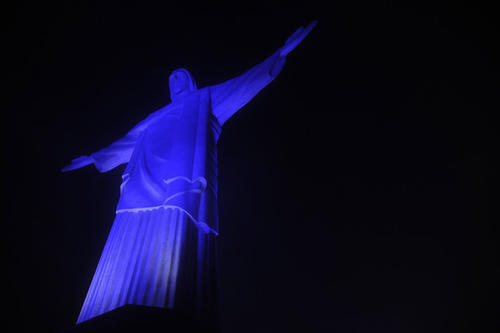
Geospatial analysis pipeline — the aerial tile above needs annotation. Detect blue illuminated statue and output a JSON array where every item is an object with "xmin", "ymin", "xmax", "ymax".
[{"xmin": 62, "ymin": 21, "xmax": 317, "ymax": 324}]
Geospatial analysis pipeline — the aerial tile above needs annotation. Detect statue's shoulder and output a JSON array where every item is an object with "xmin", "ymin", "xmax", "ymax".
[
  {"xmin": 139, "ymin": 104, "xmax": 172, "ymax": 125},
  {"xmin": 153, "ymin": 103, "xmax": 179, "ymax": 115}
]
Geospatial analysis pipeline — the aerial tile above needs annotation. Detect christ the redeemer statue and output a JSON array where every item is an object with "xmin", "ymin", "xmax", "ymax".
[{"xmin": 62, "ymin": 21, "xmax": 317, "ymax": 325}]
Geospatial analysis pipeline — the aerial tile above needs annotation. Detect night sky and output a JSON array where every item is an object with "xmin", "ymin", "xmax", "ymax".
[{"xmin": 4, "ymin": 1, "xmax": 497, "ymax": 332}]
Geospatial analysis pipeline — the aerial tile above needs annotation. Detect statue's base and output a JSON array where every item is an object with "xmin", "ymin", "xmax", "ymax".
[{"xmin": 61, "ymin": 305, "xmax": 219, "ymax": 333}]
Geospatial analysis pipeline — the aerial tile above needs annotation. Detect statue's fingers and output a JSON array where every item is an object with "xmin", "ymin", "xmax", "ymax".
[
  {"xmin": 61, "ymin": 157, "xmax": 92, "ymax": 172},
  {"xmin": 306, "ymin": 20, "xmax": 318, "ymax": 31},
  {"xmin": 301, "ymin": 20, "xmax": 318, "ymax": 38},
  {"xmin": 287, "ymin": 20, "xmax": 317, "ymax": 50},
  {"xmin": 285, "ymin": 26, "xmax": 304, "ymax": 45},
  {"xmin": 61, "ymin": 163, "xmax": 76, "ymax": 172},
  {"xmin": 71, "ymin": 156, "xmax": 88, "ymax": 163},
  {"xmin": 293, "ymin": 25, "xmax": 305, "ymax": 36}
]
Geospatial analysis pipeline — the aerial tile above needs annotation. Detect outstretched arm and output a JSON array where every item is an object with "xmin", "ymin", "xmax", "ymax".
[
  {"xmin": 279, "ymin": 20, "xmax": 317, "ymax": 57},
  {"xmin": 61, "ymin": 107, "xmax": 165, "ymax": 173},
  {"xmin": 209, "ymin": 20, "xmax": 317, "ymax": 126},
  {"xmin": 61, "ymin": 132, "xmax": 139, "ymax": 173}
]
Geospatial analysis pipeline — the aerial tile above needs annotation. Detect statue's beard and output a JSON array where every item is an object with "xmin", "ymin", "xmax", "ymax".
[
  {"xmin": 171, "ymin": 87, "xmax": 190, "ymax": 101},
  {"xmin": 172, "ymin": 85, "xmax": 188, "ymax": 95}
]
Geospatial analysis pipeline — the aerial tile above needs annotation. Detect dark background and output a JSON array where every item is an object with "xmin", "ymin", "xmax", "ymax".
[{"xmin": 3, "ymin": 1, "xmax": 497, "ymax": 332}]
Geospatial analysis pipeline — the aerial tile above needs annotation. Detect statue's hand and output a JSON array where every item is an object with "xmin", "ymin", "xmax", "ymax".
[
  {"xmin": 61, "ymin": 155, "xmax": 94, "ymax": 172},
  {"xmin": 280, "ymin": 20, "xmax": 318, "ymax": 57}
]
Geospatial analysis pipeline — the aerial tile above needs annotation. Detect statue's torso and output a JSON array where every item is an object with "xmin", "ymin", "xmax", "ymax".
[{"xmin": 116, "ymin": 88, "xmax": 220, "ymax": 234}]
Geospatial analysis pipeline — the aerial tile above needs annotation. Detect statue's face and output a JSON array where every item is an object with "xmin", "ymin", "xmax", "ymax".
[{"xmin": 169, "ymin": 71, "xmax": 190, "ymax": 96}]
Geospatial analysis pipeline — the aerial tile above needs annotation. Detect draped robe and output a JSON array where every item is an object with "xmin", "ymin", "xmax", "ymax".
[{"xmin": 76, "ymin": 50, "xmax": 285, "ymax": 323}]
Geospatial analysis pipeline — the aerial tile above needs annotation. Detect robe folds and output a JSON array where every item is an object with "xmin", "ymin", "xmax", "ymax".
[
  {"xmin": 76, "ymin": 208, "xmax": 218, "ymax": 324},
  {"xmin": 76, "ymin": 50, "xmax": 285, "ymax": 323}
]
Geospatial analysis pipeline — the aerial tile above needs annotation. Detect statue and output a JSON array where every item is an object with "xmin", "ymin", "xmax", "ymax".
[{"xmin": 62, "ymin": 21, "xmax": 317, "ymax": 325}]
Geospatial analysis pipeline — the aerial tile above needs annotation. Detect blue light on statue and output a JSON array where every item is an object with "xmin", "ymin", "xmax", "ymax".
[{"xmin": 62, "ymin": 21, "xmax": 317, "ymax": 324}]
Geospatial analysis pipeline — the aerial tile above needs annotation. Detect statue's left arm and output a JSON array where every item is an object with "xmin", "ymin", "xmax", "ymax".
[{"xmin": 209, "ymin": 21, "xmax": 317, "ymax": 126}]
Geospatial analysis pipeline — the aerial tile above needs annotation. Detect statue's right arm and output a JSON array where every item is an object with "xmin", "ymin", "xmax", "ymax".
[
  {"xmin": 61, "ymin": 107, "xmax": 166, "ymax": 173},
  {"xmin": 61, "ymin": 132, "xmax": 138, "ymax": 173}
]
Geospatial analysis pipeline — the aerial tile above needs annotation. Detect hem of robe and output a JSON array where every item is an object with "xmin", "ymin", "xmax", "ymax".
[
  {"xmin": 116, "ymin": 205, "xmax": 218, "ymax": 235},
  {"xmin": 77, "ymin": 207, "xmax": 218, "ymax": 324}
]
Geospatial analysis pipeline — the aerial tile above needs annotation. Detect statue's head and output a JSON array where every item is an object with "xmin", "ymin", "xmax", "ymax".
[{"xmin": 169, "ymin": 68, "xmax": 197, "ymax": 102}]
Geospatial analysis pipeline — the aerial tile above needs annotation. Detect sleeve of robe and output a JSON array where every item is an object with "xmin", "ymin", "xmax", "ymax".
[
  {"xmin": 90, "ymin": 108, "xmax": 164, "ymax": 173},
  {"xmin": 209, "ymin": 50, "xmax": 286, "ymax": 126}
]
